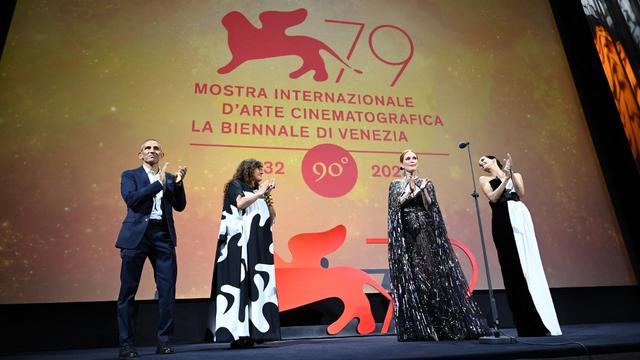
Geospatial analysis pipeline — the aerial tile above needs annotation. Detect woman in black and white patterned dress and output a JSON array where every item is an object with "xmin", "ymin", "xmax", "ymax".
[{"xmin": 206, "ymin": 159, "xmax": 280, "ymax": 348}]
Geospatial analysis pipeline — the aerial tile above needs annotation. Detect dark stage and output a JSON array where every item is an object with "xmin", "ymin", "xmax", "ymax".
[{"xmin": 2, "ymin": 323, "xmax": 639, "ymax": 360}]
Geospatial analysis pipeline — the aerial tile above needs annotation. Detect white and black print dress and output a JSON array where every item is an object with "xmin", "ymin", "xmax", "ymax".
[{"xmin": 206, "ymin": 179, "xmax": 280, "ymax": 342}]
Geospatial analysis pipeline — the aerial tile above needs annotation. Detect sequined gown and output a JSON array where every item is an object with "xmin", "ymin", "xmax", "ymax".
[{"xmin": 387, "ymin": 179, "xmax": 489, "ymax": 341}]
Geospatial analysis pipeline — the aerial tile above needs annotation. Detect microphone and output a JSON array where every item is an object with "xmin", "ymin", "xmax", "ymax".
[{"xmin": 458, "ymin": 140, "xmax": 469, "ymax": 149}]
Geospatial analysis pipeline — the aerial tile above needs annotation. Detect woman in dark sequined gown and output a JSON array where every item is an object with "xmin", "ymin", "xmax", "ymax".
[
  {"xmin": 478, "ymin": 154, "xmax": 561, "ymax": 336},
  {"xmin": 387, "ymin": 150, "xmax": 489, "ymax": 341}
]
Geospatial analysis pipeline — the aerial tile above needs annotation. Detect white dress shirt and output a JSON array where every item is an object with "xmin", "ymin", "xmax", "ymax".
[{"xmin": 142, "ymin": 163, "xmax": 163, "ymax": 220}]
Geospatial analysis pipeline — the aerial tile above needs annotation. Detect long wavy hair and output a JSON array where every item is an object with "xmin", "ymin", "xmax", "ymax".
[
  {"xmin": 223, "ymin": 158, "xmax": 263, "ymax": 197},
  {"xmin": 482, "ymin": 155, "xmax": 503, "ymax": 169}
]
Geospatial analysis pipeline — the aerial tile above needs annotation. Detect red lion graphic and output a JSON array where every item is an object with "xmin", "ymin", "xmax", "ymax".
[
  {"xmin": 218, "ymin": 8, "xmax": 362, "ymax": 81},
  {"xmin": 275, "ymin": 225, "xmax": 392, "ymax": 335}
]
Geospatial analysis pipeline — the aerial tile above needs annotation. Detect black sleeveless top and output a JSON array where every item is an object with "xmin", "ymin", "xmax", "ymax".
[{"xmin": 489, "ymin": 177, "xmax": 520, "ymax": 208}]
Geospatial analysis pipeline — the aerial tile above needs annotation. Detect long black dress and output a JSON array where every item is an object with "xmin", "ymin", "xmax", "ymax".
[
  {"xmin": 206, "ymin": 179, "xmax": 280, "ymax": 342},
  {"xmin": 488, "ymin": 177, "xmax": 561, "ymax": 336},
  {"xmin": 387, "ymin": 179, "xmax": 489, "ymax": 341}
]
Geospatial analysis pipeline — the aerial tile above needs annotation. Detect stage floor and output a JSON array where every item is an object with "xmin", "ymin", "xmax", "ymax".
[{"xmin": 2, "ymin": 322, "xmax": 640, "ymax": 360}]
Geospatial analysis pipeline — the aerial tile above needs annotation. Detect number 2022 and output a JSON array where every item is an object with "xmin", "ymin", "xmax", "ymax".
[{"xmin": 372, "ymin": 165, "xmax": 402, "ymax": 177}]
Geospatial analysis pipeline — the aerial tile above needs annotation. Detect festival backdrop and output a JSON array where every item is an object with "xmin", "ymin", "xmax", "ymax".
[{"xmin": 0, "ymin": 0, "xmax": 636, "ymax": 306}]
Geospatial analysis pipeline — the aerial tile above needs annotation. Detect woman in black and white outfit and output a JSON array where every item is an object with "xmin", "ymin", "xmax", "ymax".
[
  {"xmin": 207, "ymin": 158, "xmax": 280, "ymax": 348},
  {"xmin": 478, "ymin": 153, "xmax": 561, "ymax": 337}
]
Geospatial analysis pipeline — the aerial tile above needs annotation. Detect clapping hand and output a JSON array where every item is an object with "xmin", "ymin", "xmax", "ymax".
[
  {"xmin": 503, "ymin": 153, "xmax": 513, "ymax": 173},
  {"xmin": 407, "ymin": 174, "xmax": 416, "ymax": 191},
  {"xmin": 416, "ymin": 177, "xmax": 429, "ymax": 191},
  {"xmin": 265, "ymin": 179, "xmax": 276, "ymax": 193},
  {"xmin": 159, "ymin": 163, "xmax": 188, "ymax": 185},
  {"xmin": 176, "ymin": 165, "xmax": 188, "ymax": 184},
  {"xmin": 258, "ymin": 179, "xmax": 276, "ymax": 195},
  {"xmin": 415, "ymin": 177, "xmax": 432, "ymax": 204},
  {"xmin": 502, "ymin": 153, "xmax": 513, "ymax": 179},
  {"xmin": 159, "ymin": 163, "xmax": 169, "ymax": 185}
]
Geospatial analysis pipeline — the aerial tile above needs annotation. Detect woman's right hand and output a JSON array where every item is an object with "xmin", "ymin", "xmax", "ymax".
[
  {"xmin": 257, "ymin": 179, "xmax": 276, "ymax": 195},
  {"xmin": 265, "ymin": 179, "xmax": 276, "ymax": 194},
  {"xmin": 407, "ymin": 174, "xmax": 416, "ymax": 191},
  {"xmin": 503, "ymin": 153, "xmax": 513, "ymax": 172},
  {"xmin": 257, "ymin": 181, "xmax": 270, "ymax": 195}
]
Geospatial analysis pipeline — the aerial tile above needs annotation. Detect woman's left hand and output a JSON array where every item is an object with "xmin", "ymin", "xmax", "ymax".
[
  {"xmin": 416, "ymin": 178, "xmax": 429, "ymax": 191},
  {"xmin": 266, "ymin": 179, "xmax": 276, "ymax": 193},
  {"xmin": 503, "ymin": 153, "xmax": 513, "ymax": 173},
  {"xmin": 417, "ymin": 178, "xmax": 432, "ymax": 204}
]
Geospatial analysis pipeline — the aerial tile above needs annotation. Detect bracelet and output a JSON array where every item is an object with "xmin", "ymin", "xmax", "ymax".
[{"xmin": 264, "ymin": 193, "xmax": 274, "ymax": 207}]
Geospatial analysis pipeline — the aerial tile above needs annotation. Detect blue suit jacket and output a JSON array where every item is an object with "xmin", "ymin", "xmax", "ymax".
[{"xmin": 115, "ymin": 166, "xmax": 187, "ymax": 249}]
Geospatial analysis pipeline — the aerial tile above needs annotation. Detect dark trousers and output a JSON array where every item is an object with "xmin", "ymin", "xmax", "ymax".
[{"xmin": 117, "ymin": 222, "xmax": 177, "ymax": 346}]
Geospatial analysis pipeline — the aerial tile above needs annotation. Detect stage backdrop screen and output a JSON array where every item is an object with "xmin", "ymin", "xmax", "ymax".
[{"xmin": 0, "ymin": 0, "xmax": 636, "ymax": 304}]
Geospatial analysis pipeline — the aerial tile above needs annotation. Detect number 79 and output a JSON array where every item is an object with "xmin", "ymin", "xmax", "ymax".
[{"xmin": 325, "ymin": 19, "xmax": 414, "ymax": 87}]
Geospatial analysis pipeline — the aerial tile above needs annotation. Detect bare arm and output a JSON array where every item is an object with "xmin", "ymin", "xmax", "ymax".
[
  {"xmin": 265, "ymin": 187, "xmax": 276, "ymax": 224},
  {"xmin": 511, "ymin": 172, "xmax": 525, "ymax": 198},
  {"xmin": 236, "ymin": 180, "xmax": 274, "ymax": 210},
  {"xmin": 502, "ymin": 153, "xmax": 525, "ymax": 198},
  {"xmin": 268, "ymin": 204, "xmax": 276, "ymax": 223},
  {"xmin": 236, "ymin": 192, "xmax": 262, "ymax": 210},
  {"xmin": 479, "ymin": 174, "xmax": 511, "ymax": 203}
]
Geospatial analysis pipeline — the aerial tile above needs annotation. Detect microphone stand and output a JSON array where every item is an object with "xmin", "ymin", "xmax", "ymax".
[{"xmin": 460, "ymin": 142, "xmax": 515, "ymax": 344}]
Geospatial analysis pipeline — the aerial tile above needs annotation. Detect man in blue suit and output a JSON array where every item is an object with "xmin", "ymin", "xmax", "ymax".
[{"xmin": 116, "ymin": 139, "xmax": 187, "ymax": 359}]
